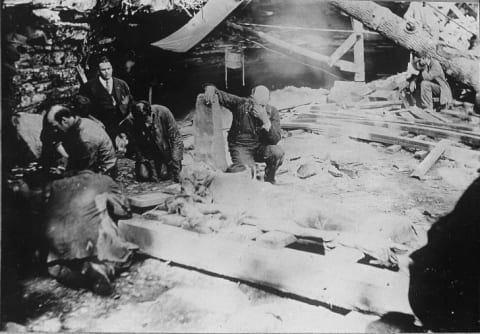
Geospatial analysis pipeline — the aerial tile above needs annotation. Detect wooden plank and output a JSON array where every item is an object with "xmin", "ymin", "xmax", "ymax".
[
  {"xmin": 281, "ymin": 122, "xmax": 480, "ymax": 161},
  {"xmin": 227, "ymin": 22, "xmax": 356, "ymax": 72},
  {"xmin": 410, "ymin": 139, "xmax": 449, "ymax": 179},
  {"xmin": 345, "ymin": 101, "xmax": 402, "ymax": 109},
  {"xmin": 310, "ymin": 106, "xmax": 479, "ymax": 134},
  {"xmin": 423, "ymin": 109, "xmax": 449, "ymax": 123},
  {"xmin": 290, "ymin": 113, "xmax": 480, "ymax": 147},
  {"xmin": 328, "ymin": 33, "xmax": 358, "ymax": 67},
  {"xmin": 398, "ymin": 111, "xmax": 416, "ymax": 122},
  {"xmin": 408, "ymin": 108, "xmax": 441, "ymax": 123},
  {"xmin": 128, "ymin": 192, "xmax": 172, "ymax": 208},
  {"xmin": 352, "ymin": 19, "xmax": 365, "ymax": 82},
  {"xmin": 119, "ymin": 218, "xmax": 412, "ymax": 315}
]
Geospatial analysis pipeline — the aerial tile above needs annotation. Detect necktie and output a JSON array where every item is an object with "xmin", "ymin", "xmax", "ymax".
[{"xmin": 107, "ymin": 80, "xmax": 116, "ymax": 106}]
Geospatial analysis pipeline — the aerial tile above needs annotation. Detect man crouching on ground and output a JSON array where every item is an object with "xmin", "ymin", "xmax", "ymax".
[
  {"xmin": 203, "ymin": 84, "xmax": 284, "ymax": 184},
  {"xmin": 130, "ymin": 100, "xmax": 184, "ymax": 183}
]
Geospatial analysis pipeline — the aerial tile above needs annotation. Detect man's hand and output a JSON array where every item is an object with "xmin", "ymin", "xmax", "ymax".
[
  {"xmin": 409, "ymin": 80, "xmax": 416, "ymax": 93},
  {"xmin": 204, "ymin": 85, "xmax": 216, "ymax": 105},
  {"xmin": 251, "ymin": 104, "xmax": 271, "ymax": 130}
]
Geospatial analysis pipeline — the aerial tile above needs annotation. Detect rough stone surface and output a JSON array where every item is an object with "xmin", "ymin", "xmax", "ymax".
[{"xmin": 12, "ymin": 112, "xmax": 43, "ymax": 159}]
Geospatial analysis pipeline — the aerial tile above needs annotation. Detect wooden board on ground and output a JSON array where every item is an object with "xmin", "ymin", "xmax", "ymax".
[
  {"xmin": 119, "ymin": 218, "xmax": 413, "ymax": 315},
  {"xmin": 281, "ymin": 122, "xmax": 480, "ymax": 162},
  {"xmin": 128, "ymin": 192, "xmax": 173, "ymax": 208},
  {"xmin": 423, "ymin": 109, "xmax": 450, "ymax": 123},
  {"xmin": 398, "ymin": 111, "xmax": 417, "ymax": 122},
  {"xmin": 289, "ymin": 114, "xmax": 480, "ymax": 147},
  {"xmin": 410, "ymin": 139, "xmax": 449, "ymax": 179},
  {"xmin": 408, "ymin": 108, "xmax": 442, "ymax": 123}
]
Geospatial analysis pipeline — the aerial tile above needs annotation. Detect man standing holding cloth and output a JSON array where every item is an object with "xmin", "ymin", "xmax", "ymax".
[
  {"xmin": 81, "ymin": 56, "xmax": 132, "ymax": 144},
  {"xmin": 203, "ymin": 84, "xmax": 284, "ymax": 184}
]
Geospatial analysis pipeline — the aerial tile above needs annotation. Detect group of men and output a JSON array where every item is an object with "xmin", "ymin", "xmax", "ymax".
[
  {"xmin": 41, "ymin": 56, "xmax": 286, "ymax": 185},
  {"xmin": 32, "ymin": 56, "xmax": 285, "ymax": 295},
  {"xmin": 41, "ymin": 56, "xmax": 185, "ymax": 183}
]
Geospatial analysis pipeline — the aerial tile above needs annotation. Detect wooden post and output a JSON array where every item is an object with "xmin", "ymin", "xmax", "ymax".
[{"xmin": 352, "ymin": 19, "xmax": 365, "ymax": 82}]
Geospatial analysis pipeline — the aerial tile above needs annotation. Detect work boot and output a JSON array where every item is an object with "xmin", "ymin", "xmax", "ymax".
[{"xmin": 82, "ymin": 262, "xmax": 113, "ymax": 296}]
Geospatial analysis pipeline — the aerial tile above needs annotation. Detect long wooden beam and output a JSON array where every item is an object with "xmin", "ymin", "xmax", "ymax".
[
  {"xmin": 290, "ymin": 113, "xmax": 480, "ymax": 147},
  {"xmin": 119, "ymin": 218, "xmax": 412, "ymax": 315}
]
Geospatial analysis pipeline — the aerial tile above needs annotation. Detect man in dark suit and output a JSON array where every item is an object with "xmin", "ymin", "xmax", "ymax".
[{"xmin": 80, "ymin": 56, "xmax": 132, "ymax": 145}]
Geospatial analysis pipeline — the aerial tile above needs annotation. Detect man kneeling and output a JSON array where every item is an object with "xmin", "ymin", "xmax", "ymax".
[
  {"xmin": 130, "ymin": 101, "xmax": 184, "ymax": 183},
  {"xmin": 203, "ymin": 84, "xmax": 284, "ymax": 184}
]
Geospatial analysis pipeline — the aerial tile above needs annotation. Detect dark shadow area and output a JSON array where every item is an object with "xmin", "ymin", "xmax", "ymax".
[
  {"xmin": 286, "ymin": 236, "xmax": 325, "ymax": 255},
  {"xmin": 366, "ymin": 312, "xmax": 424, "ymax": 333}
]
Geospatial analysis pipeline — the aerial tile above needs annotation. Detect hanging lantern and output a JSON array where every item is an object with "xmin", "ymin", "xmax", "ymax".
[{"xmin": 224, "ymin": 48, "xmax": 245, "ymax": 89}]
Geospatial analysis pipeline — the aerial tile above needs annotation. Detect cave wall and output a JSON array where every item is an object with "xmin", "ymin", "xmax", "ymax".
[{"xmin": 1, "ymin": 1, "xmax": 125, "ymax": 115}]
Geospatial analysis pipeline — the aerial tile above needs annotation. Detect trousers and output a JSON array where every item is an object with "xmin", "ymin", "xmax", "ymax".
[
  {"xmin": 228, "ymin": 142, "xmax": 284, "ymax": 183},
  {"xmin": 416, "ymin": 80, "xmax": 441, "ymax": 110}
]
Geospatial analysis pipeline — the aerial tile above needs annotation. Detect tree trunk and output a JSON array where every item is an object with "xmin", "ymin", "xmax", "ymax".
[{"xmin": 329, "ymin": 0, "xmax": 480, "ymax": 106}]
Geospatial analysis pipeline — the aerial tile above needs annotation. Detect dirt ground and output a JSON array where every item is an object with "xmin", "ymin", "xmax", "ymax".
[{"xmin": 4, "ymin": 87, "xmax": 479, "ymax": 332}]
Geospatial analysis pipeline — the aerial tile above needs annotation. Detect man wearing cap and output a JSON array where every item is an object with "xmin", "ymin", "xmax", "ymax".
[
  {"xmin": 407, "ymin": 52, "xmax": 452, "ymax": 111},
  {"xmin": 203, "ymin": 84, "xmax": 284, "ymax": 184},
  {"xmin": 130, "ymin": 100, "xmax": 184, "ymax": 183}
]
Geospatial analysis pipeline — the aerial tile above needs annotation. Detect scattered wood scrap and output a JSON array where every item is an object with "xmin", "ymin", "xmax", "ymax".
[
  {"xmin": 119, "ymin": 218, "xmax": 412, "ymax": 315},
  {"xmin": 281, "ymin": 121, "xmax": 480, "ymax": 162},
  {"xmin": 410, "ymin": 139, "xmax": 450, "ymax": 180},
  {"xmin": 128, "ymin": 192, "xmax": 173, "ymax": 208}
]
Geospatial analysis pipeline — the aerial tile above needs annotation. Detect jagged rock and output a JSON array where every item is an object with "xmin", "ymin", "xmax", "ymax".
[
  {"xmin": 386, "ymin": 144, "xmax": 402, "ymax": 153},
  {"xmin": 11, "ymin": 112, "xmax": 43, "ymax": 159},
  {"xmin": 414, "ymin": 150, "xmax": 429, "ymax": 160},
  {"xmin": 327, "ymin": 81, "xmax": 372, "ymax": 104},
  {"xmin": 3, "ymin": 322, "xmax": 27, "ymax": 332},
  {"xmin": 296, "ymin": 162, "xmax": 317, "ymax": 179},
  {"xmin": 30, "ymin": 317, "xmax": 62, "ymax": 333},
  {"xmin": 32, "ymin": 8, "xmax": 61, "ymax": 22}
]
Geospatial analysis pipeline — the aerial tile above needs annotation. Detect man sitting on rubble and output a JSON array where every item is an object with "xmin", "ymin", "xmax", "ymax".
[
  {"xmin": 203, "ymin": 84, "xmax": 284, "ymax": 184},
  {"xmin": 49, "ymin": 105, "xmax": 118, "ymax": 178},
  {"xmin": 130, "ymin": 100, "xmax": 184, "ymax": 183},
  {"xmin": 405, "ymin": 51, "xmax": 452, "ymax": 111}
]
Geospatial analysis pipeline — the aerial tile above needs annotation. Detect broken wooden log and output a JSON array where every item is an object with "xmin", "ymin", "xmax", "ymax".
[
  {"xmin": 329, "ymin": 0, "xmax": 480, "ymax": 107},
  {"xmin": 119, "ymin": 218, "xmax": 412, "ymax": 315},
  {"xmin": 410, "ymin": 139, "xmax": 449, "ymax": 179}
]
